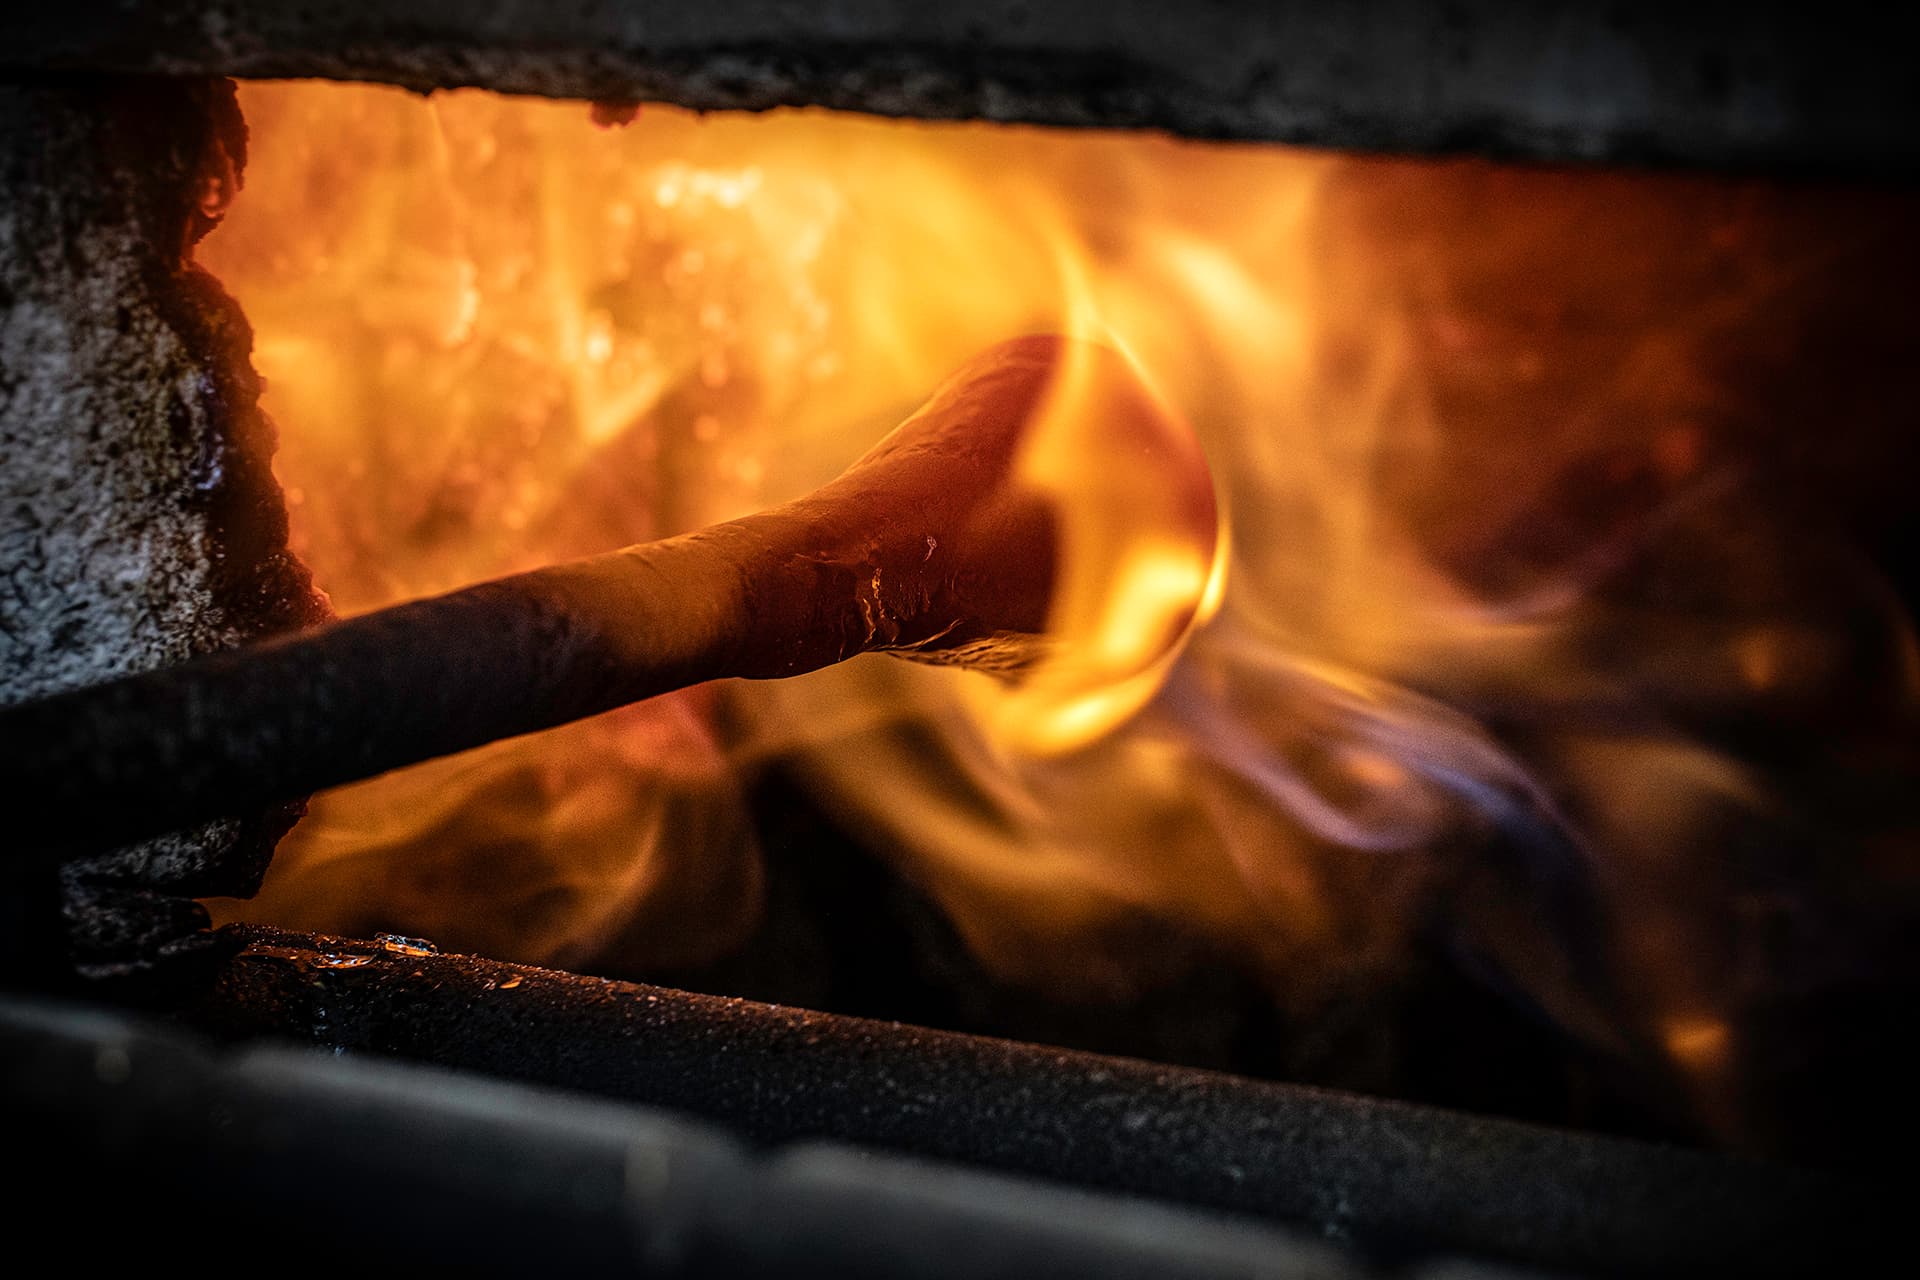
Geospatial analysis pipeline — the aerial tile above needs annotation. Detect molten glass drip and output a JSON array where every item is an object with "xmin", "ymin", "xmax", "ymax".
[{"xmin": 200, "ymin": 82, "xmax": 1920, "ymax": 1156}]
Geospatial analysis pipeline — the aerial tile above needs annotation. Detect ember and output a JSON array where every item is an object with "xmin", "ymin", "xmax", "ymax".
[{"xmin": 187, "ymin": 82, "xmax": 1920, "ymax": 1164}]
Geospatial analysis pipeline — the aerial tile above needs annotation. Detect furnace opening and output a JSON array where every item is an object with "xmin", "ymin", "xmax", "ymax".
[{"xmin": 199, "ymin": 81, "xmax": 1920, "ymax": 1166}]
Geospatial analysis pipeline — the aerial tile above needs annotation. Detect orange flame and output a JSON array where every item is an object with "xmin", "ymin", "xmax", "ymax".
[{"xmin": 200, "ymin": 82, "xmax": 1920, "ymax": 1149}]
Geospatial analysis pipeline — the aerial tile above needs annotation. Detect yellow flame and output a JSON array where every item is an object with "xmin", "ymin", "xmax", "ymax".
[{"xmin": 973, "ymin": 327, "xmax": 1225, "ymax": 754}]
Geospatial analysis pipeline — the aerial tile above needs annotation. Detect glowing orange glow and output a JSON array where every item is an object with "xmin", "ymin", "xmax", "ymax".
[
  {"xmin": 1664, "ymin": 1015, "xmax": 1732, "ymax": 1072},
  {"xmin": 198, "ymin": 83, "xmax": 1920, "ymax": 1147}
]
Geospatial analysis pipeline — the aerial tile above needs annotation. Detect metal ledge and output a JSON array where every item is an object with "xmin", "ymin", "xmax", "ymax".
[
  {"xmin": 138, "ymin": 925, "xmax": 1895, "ymax": 1275},
  {"xmin": 2, "ymin": 994, "xmax": 1388, "ymax": 1278},
  {"xmin": 1, "ymin": 2, "xmax": 1916, "ymax": 177}
]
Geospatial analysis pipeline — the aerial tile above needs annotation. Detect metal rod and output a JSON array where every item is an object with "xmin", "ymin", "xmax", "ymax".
[
  {"xmin": 2, "ymin": 530, "xmax": 776, "ymax": 857},
  {"xmin": 0, "ymin": 338, "xmax": 1073, "ymax": 860}
]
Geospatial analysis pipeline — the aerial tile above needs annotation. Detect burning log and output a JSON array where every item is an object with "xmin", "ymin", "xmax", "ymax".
[{"xmin": 2, "ymin": 335, "xmax": 1217, "ymax": 861}]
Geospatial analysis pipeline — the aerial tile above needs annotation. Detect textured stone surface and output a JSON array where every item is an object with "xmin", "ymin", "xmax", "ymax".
[
  {"xmin": 0, "ymin": 76, "xmax": 330, "ymax": 973},
  {"xmin": 1, "ymin": 2, "xmax": 1916, "ymax": 176}
]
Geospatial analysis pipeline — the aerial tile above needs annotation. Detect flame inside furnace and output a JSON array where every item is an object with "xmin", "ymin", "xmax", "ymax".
[{"xmin": 200, "ymin": 82, "xmax": 1920, "ymax": 1154}]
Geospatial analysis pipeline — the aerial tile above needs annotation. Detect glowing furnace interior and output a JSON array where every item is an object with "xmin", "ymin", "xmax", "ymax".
[{"xmin": 199, "ymin": 81, "xmax": 1920, "ymax": 1161}]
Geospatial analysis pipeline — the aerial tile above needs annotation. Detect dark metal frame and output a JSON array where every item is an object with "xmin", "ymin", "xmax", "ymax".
[
  {"xmin": 3, "ymin": 2, "xmax": 1917, "ymax": 177},
  {"xmin": 122, "ymin": 925, "xmax": 1882, "ymax": 1277}
]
